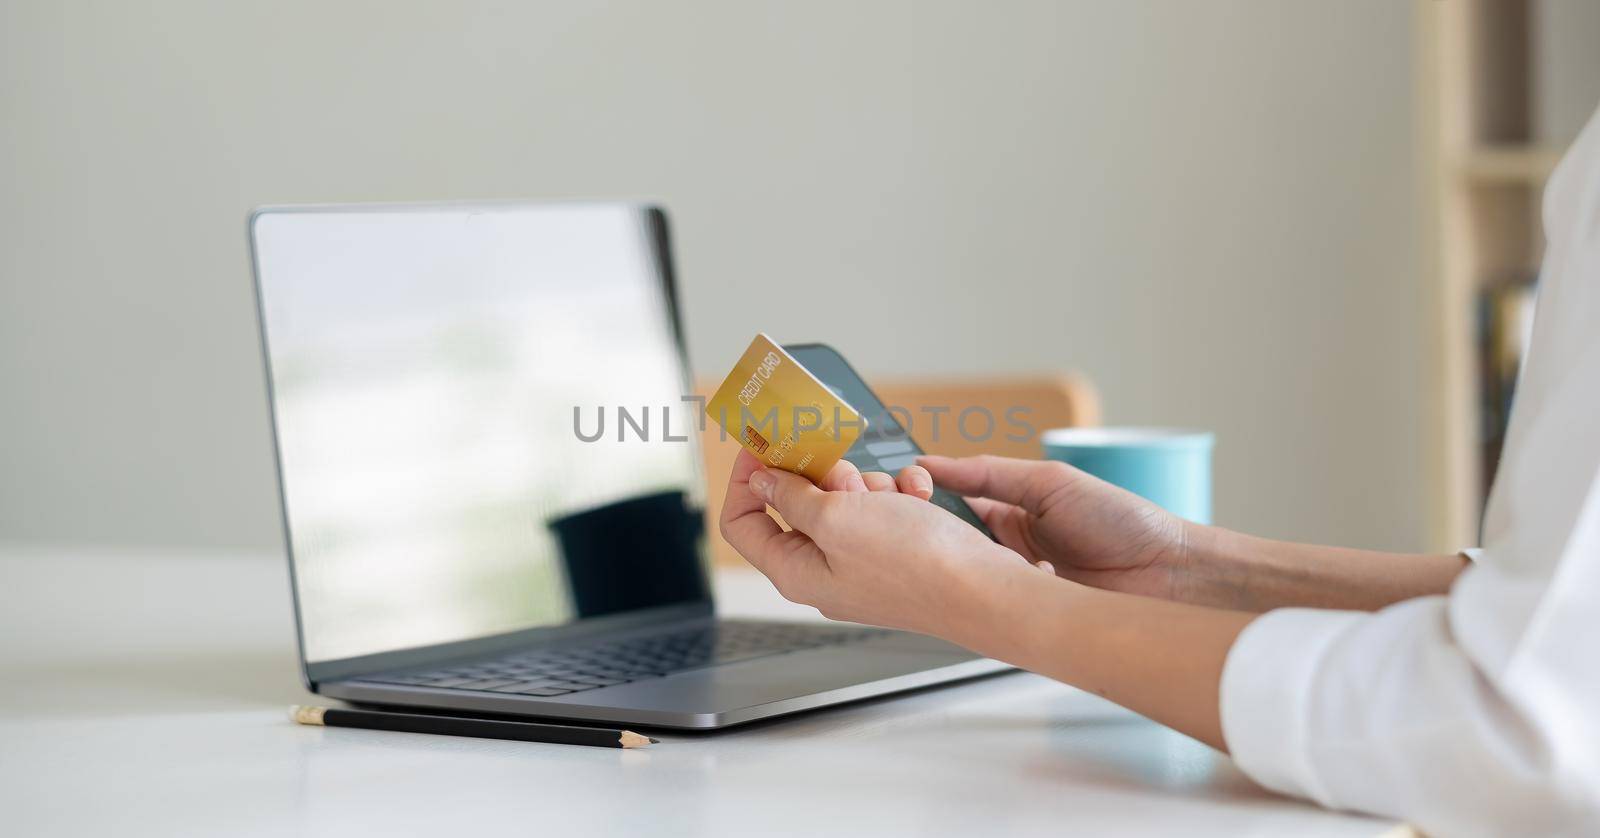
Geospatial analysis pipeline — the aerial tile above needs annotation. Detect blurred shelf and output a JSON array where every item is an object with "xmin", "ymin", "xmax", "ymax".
[
  {"xmin": 1419, "ymin": 0, "xmax": 1554, "ymax": 551},
  {"xmin": 1459, "ymin": 145, "xmax": 1564, "ymax": 185}
]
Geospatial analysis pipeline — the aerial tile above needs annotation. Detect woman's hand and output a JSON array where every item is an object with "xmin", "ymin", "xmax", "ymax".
[
  {"xmin": 917, "ymin": 454, "xmax": 1193, "ymax": 601},
  {"xmin": 719, "ymin": 451, "xmax": 1035, "ymax": 638},
  {"xmin": 720, "ymin": 450, "xmax": 1250, "ymax": 753}
]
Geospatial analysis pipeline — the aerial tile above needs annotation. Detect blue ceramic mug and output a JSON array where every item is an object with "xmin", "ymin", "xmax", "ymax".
[{"xmin": 1041, "ymin": 428, "xmax": 1215, "ymax": 524}]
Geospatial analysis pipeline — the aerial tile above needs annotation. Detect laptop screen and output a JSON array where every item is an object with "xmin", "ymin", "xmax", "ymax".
[{"xmin": 251, "ymin": 204, "xmax": 708, "ymax": 665}]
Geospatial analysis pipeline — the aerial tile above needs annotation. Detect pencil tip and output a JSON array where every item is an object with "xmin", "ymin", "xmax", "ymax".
[
  {"xmin": 290, "ymin": 705, "xmax": 327, "ymax": 726},
  {"xmin": 619, "ymin": 731, "xmax": 655, "ymax": 748}
]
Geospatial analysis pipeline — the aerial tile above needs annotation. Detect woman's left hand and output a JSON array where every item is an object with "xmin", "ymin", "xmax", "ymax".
[
  {"xmin": 721, "ymin": 451, "xmax": 1250, "ymax": 754},
  {"xmin": 719, "ymin": 450, "xmax": 1034, "ymax": 640}
]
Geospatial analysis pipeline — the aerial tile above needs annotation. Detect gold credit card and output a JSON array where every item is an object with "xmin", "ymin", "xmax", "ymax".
[{"xmin": 705, "ymin": 334, "xmax": 866, "ymax": 484}]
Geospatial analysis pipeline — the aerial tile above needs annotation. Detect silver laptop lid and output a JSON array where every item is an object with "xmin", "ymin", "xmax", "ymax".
[{"xmin": 249, "ymin": 202, "xmax": 709, "ymax": 683}]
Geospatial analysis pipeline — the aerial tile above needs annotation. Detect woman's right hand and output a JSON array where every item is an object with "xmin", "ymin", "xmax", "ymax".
[{"xmin": 917, "ymin": 454, "xmax": 1196, "ymax": 601}]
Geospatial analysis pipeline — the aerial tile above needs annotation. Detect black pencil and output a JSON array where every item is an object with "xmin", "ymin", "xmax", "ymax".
[{"xmin": 290, "ymin": 705, "xmax": 656, "ymax": 749}]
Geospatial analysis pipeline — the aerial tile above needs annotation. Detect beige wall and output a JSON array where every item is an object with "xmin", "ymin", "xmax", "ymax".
[
  {"xmin": 1535, "ymin": 0, "xmax": 1600, "ymax": 144},
  {"xmin": 1, "ymin": 1, "xmax": 1426, "ymax": 552}
]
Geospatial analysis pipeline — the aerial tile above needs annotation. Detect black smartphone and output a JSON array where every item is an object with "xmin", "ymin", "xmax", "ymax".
[{"xmin": 784, "ymin": 343, "xmax": 997, "ymax": 542}]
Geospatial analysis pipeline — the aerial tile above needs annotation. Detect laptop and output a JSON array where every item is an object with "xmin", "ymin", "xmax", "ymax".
[{"xmin": 247, "ymin": 201, "xmax": 1007, "ymax": 729}]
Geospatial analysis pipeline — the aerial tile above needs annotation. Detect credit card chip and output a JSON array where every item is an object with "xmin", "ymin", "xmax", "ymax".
[{"xmin": 741, "ymin": 425, "xmax": 770, "ymax": 454}]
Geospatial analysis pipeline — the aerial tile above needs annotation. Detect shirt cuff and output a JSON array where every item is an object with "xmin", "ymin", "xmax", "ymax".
[{"xmin": 1220, "ymin": 606, "xmax": 1366, "ymax": 804}]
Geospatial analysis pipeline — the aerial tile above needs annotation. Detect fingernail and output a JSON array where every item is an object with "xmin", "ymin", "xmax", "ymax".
[
  {"xmin": 846, "ymin": 473, "xmax": 869, "ymax": 493},
  {"xmin": 916, "ymin": 455, "xmax": 947, "ymax": 466},
  {"xmin": 913, "ymin": 476, "xmax": 933, "ymax": 498},
  {"xmin": 748, "ymin": 469, "xmax": 775, "ymax": 501}
]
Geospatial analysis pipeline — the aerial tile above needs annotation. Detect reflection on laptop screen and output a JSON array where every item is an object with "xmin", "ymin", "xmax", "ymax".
[{"xmin": 252, "ymin": 204, "xmax": 707, "ymax": 664}]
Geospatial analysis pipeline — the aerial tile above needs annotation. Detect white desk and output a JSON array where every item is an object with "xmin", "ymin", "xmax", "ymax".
[{"xmin": 0, "ymin": 549, "xmax": 1393, "ymax": 836}]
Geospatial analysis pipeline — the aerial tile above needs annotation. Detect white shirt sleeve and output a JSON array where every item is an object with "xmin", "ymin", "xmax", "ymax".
[
  {"xmin": 1222, "ymin": 596, "xmax": 1598, "ymax": 835},
  {"xmin": 1219, "ymin": 104, "xmax": 1600, "ymax": 836}
]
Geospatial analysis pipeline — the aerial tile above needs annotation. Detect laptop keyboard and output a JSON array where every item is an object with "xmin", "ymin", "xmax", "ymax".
[{"xmin": 361, "ymin": 621, "xmax": 888, "ymax": 698}]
